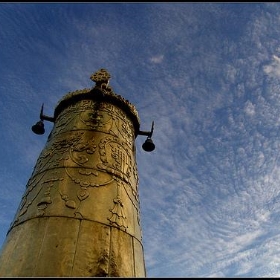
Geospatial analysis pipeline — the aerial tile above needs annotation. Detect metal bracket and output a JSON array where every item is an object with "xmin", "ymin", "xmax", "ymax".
[
  {"xmin": 39, "ymin": 103, "xmax": 55, "ymax": 122},
  {"xmin": 138, "ymin": 121, "xmax": 154, "ymax": 138}
]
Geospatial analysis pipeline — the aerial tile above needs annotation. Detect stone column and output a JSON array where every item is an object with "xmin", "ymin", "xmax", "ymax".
[{"xmin": 0, "ymin": 69, "xmax": 146, "ymax": 277}]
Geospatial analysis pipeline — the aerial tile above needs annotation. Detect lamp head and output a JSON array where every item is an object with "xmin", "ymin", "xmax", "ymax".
[
  {"xmin": 142, "ymin": 137, "xmax": 155, "ymax": 152},
  {"xmin": 32, "ymin": 120, "xmax": 45, "ymax": 135}
]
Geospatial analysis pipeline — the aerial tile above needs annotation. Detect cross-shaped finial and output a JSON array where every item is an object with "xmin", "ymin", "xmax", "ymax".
[{"xmin": 90, "ymin": 69, "xmax": 111, "ymax": 87}]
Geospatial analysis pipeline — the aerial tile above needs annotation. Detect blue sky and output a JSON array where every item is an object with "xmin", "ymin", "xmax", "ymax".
[{"xmin": 1, "ymin": 2, "xmax": 280, "ymax": 277}]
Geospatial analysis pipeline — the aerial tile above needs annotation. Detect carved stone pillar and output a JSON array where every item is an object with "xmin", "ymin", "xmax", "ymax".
[{"xmin": 0, "ymin": 70, "xmax": 146, "ymax": 277}]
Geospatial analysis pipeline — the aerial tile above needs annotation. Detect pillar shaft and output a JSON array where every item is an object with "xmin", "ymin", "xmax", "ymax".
[{"xmin": 0, "ymin": 84, "xmax": 146, "ymax": 277}]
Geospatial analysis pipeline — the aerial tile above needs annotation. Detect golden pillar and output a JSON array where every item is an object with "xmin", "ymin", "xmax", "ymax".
[{"xmin": 0, "ymin": 69, "xmax": 155, "ymax": 277}]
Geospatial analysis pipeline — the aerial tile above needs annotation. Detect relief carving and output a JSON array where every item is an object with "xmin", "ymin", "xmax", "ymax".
[
  {"xmin": 97, "ymin": 137, "xmax": 133, "ymax": 184},
  {"xmin": 10, "ymin": 173, "xmax": 64, "ymax": 228},
  {"xmin": 32, "ymin": 131, "xmax": 96, "ymax": 175},
  {"xmin": 10, "ymin": 83, "xmax": 140, "ymax": 233},
  {"xmin": 108, "ymin": 181, "xmax": 127, "ymax": 231}
]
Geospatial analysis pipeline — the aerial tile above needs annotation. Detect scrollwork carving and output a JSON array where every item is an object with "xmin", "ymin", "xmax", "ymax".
[{"xmin": 31, "ymin": 132, "xmax": 97, "ymax": 176}]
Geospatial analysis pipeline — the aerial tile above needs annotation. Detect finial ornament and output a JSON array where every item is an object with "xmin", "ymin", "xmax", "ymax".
[{"xmin": 90, "ymin": 68, "xmax": 111, "ymax": 88}]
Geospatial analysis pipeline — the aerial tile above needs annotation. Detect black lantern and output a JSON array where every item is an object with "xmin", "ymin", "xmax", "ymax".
[
  {"xmin": 138, "ymin": 121, "xmax": 155, "ymax": 152},
  {"xmin": 31, "ymin": 104, "xmax": 54, "ymax": 135}
]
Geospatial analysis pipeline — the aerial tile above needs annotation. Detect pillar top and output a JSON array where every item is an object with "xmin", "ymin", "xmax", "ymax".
[{"xmin": 54, "ymin": 70, "xmax": 140, "ymax": 133}]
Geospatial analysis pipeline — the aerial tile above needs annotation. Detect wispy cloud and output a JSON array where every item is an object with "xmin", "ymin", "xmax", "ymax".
[
  {"xmin": 264, "ymin": 55, "xmax": 280, "ymax": 78},
  {"xmin": 149, "ymin": 55, "xmax": 164, "ymax": 64}
]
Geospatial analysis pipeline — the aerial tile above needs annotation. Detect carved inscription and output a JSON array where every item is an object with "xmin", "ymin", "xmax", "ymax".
[{"xmin": 97, "ymin": 137, "xmax": 132, "ymax": 183}]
